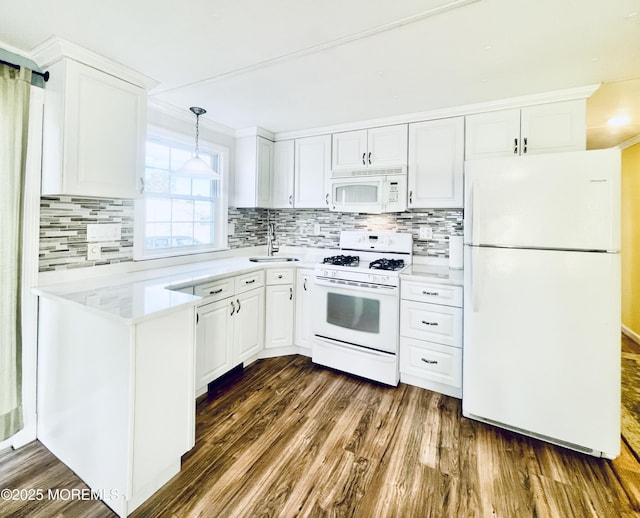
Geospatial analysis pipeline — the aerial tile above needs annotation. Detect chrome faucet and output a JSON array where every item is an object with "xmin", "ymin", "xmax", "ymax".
[{"xmin": 267, "ymin": 222, "xmax": 279, "ymax": 256}]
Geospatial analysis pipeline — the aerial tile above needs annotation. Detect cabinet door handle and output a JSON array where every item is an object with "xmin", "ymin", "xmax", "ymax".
[
  {"xmin": 409, "ymin": 190, "xmax": 413, "ymax": 204},
  {"xmin": 362, "ymin": 152, "xmax": 366, "ymax": 165},
  {"xmin": 289, "ymin": 195, "xmax": 293, "ymax": 205},
  {"xmin": 278, "ymin": 274, "xmax": 283, "ymax": 279},
  {"xmin": 209, "ymin": 288, "xmax": 223, "ymax": 295},
  {"xmin": 230, "ymin": 301, "xmax": 235, "ymax": 316},
  {"xmin": 422, "ymin": 291, "xmax": 439, "ymax": 296},
  {"xmin": 421, "ymin": 358, "xmax": 438, "ymax": 365},
  {"xmin": 325, "ymin": 193, "xmax": 329, "ymax": 205},
  {"xmin": 523, "ymin": 137, "xmax": 528, "ymax": 154},
  {"xmin": 289, "ymin": 287, "xmax": 293, "ymax": 300},
  {"xmin": 139, "ymin": 177, "xmax": 145, "ymax": 194},
  {"xmin": 514, "ymin": 138, "xmax": 519, "ymax": 154},
  {"xmin": 196, "ymin": 312, "xmax": 199, "ymax": 325},
  {"xmin": 303, "ymin": 278, "xmax": 307, "ymax": 291},
  {"xmin": 368, "ymin": 152, "xmax": 371, "ymax": 165},
  {"xmin": 421, "ymin": 320, "xmax": 438, "ymax": 326},
  {"xmin": 245, "ymin": 279, "xmax": 256, "ymax": 284},
  {"xmin": 236, "ymin": 298, "xmax": 241, "ymax": 313}
]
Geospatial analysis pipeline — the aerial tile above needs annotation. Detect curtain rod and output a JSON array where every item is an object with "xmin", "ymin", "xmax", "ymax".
[{"xmin": 0, "ymin": 59, "xmax": 49, "ymax": 82}]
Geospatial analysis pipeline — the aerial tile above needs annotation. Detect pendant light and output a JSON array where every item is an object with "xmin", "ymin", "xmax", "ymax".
[{"xmin": 179, "ymin": 106, "xmax": 220, "ymax": 177}]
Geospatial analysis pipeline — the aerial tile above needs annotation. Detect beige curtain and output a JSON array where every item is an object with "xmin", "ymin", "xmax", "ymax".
[{"xmin": 0, "ymin": 64, "xmax": 30, "ymax": 441}]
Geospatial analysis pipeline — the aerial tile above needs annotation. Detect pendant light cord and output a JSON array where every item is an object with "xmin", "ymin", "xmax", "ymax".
[{"xmin": 194, "ymin": 114, "xmax": 200, "ymax": 157}]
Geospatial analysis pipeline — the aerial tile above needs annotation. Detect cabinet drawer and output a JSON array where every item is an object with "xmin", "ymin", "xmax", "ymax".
[
  {"xmin": 401, "ymin": 280, "xmax": 462, "ymax": 307},
  {"xmin": 400, "ymin": 300, "xmax": 462, "ymax": 347},
  {"xmin": 235, "ymin": 270, "xmax": 265, "ymax": 293},
  {"xmin": 400, "ymin": 337, "xmax": 461, "ymax": 388},
  {"xmin": 266, "ymin": 268, "xmax": 295, "ymax": 285},
  {"xmin": 194, "ymin": 278, "xmax": 234, "ymax": 301}
]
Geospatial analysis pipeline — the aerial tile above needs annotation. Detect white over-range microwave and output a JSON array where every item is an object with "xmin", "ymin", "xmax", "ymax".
[{"xmin": 329, "ymin": 166, "xmax": 407, "ymax": 214}]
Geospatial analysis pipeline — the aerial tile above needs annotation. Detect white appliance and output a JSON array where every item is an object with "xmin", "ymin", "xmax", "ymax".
[
  {"xmin": 329, "ymin": 167, "xmax": 407, "ymax": 213},
  {"xmin": 463, "ymin": 148, "xmax": 621, "ymax": 458},
  {"xmin": 313, "ymin": 231, "xmax": 412, "ymax": 385}
]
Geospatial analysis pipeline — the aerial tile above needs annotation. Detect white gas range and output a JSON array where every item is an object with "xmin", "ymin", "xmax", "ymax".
[{"xmin": 312, "ymin": 231, "xmax": 412, "ymax": 386}]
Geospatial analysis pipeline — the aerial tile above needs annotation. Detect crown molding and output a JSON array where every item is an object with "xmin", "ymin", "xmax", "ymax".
[
  {"xmin": 30, "ymin": 36, "xmax": 158, "ymax": 90},
  {"xmin": 147, "ymin": 98, "xmax": 237, "ymax": 137},
  {"xmin": 274, "ymin": 83, "xmax": 601, "ymax": 140},
  {"xmin": 235, "ymin": 127, "xmax": 275, "ymax": 140},
  {"xmin": 618, "ymin": 132, "xmax": 640, "ymax": 150}
]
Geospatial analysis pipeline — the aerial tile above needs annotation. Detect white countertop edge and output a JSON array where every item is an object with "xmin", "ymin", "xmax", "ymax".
[{"xmin": 34, "ymin": 287, "xmax": 201, "ymax": 326}]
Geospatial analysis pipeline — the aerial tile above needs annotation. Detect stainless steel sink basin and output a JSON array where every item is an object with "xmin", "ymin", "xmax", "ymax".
[{"xmin": 249, "ymin": 256, "xmax": 299, "ymax": 262}]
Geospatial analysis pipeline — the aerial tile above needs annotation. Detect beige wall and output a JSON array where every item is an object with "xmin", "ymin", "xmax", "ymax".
[{"xmin": 622, "ymin": 141, "xmax": 640, "ymax": 339}]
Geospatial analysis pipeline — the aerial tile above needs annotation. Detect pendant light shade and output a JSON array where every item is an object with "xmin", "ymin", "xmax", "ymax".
[{"xmin": 179, "ymin": 106, "xmax": 220, "ymax": 177}]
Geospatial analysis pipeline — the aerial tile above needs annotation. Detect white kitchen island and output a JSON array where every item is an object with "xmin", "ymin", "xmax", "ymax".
[{"xmin": 37, "ymin": 293, "xmax": 196, "ymax": 517}]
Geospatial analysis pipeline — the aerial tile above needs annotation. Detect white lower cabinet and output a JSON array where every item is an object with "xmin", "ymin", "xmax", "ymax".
[
  {"xmin": 294, "ymin": 268, "xmax": 314, "ymax": 350},
  {"xmin": 236, "ymin": 287, "xmax": 265, "ymax": 361},
  {"xmin": 265, "ymin": 268, "xmax": 295, "ymax": 350},
  {"xmin": 195, "ymin": 271, "xmax": 264, "ymax": 396},
  {"xmin": 196, "ymin": 298, "xmax": 235, "ymax": 390},
  {"xmin": 400, "ymin": 279, "xmax": 463, "ymax": 398}
]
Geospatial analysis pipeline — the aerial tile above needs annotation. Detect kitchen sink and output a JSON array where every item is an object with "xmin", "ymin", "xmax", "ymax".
[{"xmin": 249, "ymin": 256, "xmax": 299, "ymax": 262}]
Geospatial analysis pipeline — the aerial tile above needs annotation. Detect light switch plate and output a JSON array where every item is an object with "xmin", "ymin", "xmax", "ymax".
[
  {"xmin": 419, "ymin": 226, "xmax": 433, "ymax": 240},
  {"xmin": 228, "ymin": 222, "xmax": 235, "ymax": 236}
]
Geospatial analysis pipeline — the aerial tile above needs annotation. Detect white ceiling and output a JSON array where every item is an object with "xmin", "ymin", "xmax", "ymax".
[{"xmin": 1, "ymin": 0, "xmax": 639, "ymax": 137}]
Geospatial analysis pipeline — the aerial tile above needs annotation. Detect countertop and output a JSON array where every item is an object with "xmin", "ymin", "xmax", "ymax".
[
  {"xmin": 35, "ymin": 250, "xmax": 463, "ymax": 324},
  {"xmin": 34, "ymin": 255, "xmax": 316, "ymax": 324},
  {"xmin": 400, "ymin": 264, "xmax": 464, "ymax": 286}
]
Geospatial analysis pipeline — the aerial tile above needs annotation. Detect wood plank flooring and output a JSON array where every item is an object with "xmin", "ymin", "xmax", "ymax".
[{"xmin": 2, "ymin": 354, "xmax": 640, "ymax": 517}]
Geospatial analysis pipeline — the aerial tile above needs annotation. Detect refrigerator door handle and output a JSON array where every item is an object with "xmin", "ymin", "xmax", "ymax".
[
  {"xmin": 471, "ymin": 246, "xmax": 480, "ymax": 312},
  {"xmin": 469, "ymin": 183, "xmax": 480, "ymax": 246}
]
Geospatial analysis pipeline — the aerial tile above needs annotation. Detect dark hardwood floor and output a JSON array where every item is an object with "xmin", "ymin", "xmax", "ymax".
[{"xmin": 2, "ymin": 353, "xmax": 640, "ymax": 517}]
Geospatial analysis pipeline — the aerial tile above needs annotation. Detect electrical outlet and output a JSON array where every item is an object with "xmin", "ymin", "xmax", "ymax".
[
  {"xmin": 228, "ymin": 222, "xmax": 235, "ymax": 236},
  {"xmin": 419, "ymin": 226, "xmax": 433, "ymax": 240}
]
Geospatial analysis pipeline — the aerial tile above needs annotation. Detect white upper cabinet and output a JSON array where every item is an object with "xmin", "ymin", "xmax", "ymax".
[
  {"xmin": 367, "ymin": 125, "xmax": 409, "ymax": 167},
  {"xmin": 332, "ymin": 129, "xmax": 368, "ymax": 170},
  {"xmin": 520, "ymin": 101, "xmax": 586, "ymax": 154},
  {"xmin": 234, "ymin": 135, "xmax": 273, "ymax": 208},
  {"xmin": 332, "ymin": 125, "xmax": 408, "ymax": 171},
  {"xmin": 271, "ymin": 140, "xmax": 295, "ymax": 208},
  {"xmin": 41, "ymin": 58, "xmax": 147, "ymax": 198},
  {"xmin": 465, "ymin": 99, "xmax": 586, "ymax": 160},
  {"xmin": 408, "ymin": 117, "xmax": 464, "ymax": 208},
  {"xmin": 294, "ymin": 134, "xmax": 331, "ymax": 208}
]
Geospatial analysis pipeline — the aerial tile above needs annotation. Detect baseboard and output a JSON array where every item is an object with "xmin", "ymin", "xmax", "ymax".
[{"xmin": 622, "ymin": 325, "xmax": 640, "ymax": 345}]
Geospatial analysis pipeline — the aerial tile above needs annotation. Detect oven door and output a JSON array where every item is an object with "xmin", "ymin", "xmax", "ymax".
[
  {"xmin": 313, "ymin": 278, "xmax": 399, "ymax": 354},
  {"xmin": 329, "ymin": 176, "xmax": 384, "ymax": 213}
]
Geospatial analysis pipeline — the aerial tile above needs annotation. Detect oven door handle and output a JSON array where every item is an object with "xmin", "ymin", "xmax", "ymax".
[{"xmin": 314, "ymin": 278, "xmax": 398, "ymax": 294}]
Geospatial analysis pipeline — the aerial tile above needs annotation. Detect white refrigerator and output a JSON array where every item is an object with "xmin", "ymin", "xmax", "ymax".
[{"xmin": 463, "ymin": 149, "xmax": 621, "ymax": 459}]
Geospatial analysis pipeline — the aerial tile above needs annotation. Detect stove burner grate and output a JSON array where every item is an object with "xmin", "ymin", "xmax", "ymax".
[
  {"xmin": 322, "ymin": 255, "xmax": 360, "ymax": 267},
  {"xmin": 369, "ymin": 258, "xmax": 405, "ymax": 271}
]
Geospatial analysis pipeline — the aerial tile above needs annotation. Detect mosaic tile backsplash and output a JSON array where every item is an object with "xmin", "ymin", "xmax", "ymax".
[
  {"xmin": 39, "ymin": 197, "xmax": 463, "ymax": 271},
  {"xmin": 40, "ymin": 196, "xmax": 135, "ymax": 272}
]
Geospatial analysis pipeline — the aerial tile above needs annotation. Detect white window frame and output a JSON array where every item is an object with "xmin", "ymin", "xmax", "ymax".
[{"xmin": 134, "ymin": 126, "xmax": 229, "ymax": 260}]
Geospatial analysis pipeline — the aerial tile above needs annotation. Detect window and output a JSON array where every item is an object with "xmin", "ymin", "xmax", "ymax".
[{"xmin": 135, "ymin": 131, "xmax": 228, "ymax": 259}]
